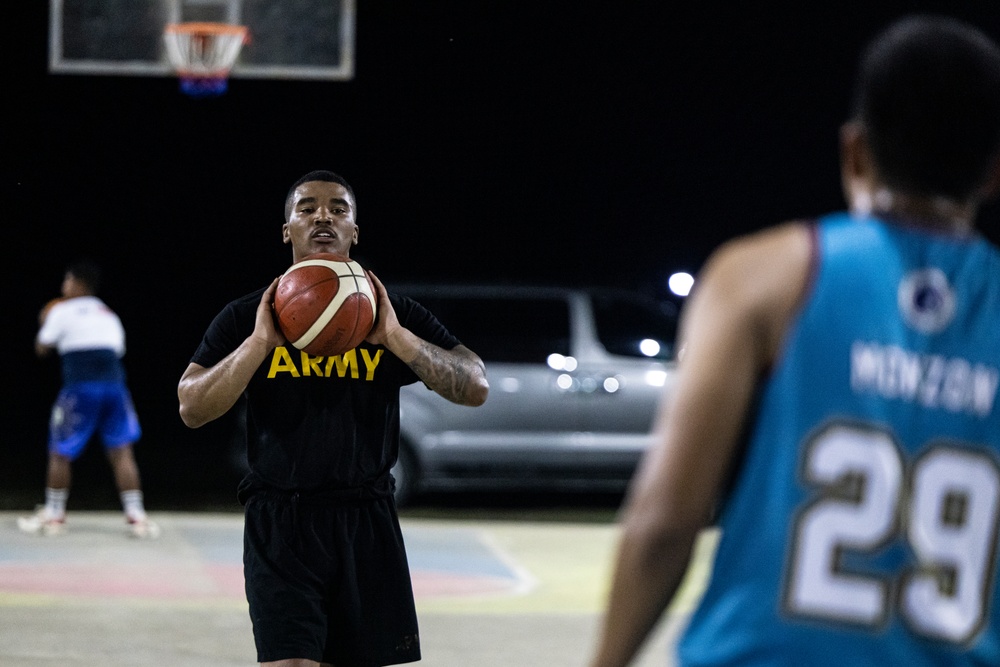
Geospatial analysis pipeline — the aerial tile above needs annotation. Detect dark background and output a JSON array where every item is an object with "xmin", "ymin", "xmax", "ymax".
[{"xmin": 5, "ymin": 2, "xmax": 1000, "ymax": 511}]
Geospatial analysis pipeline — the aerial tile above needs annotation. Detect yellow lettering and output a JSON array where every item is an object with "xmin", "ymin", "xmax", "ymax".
[
  {"xmin": 301, "ymin": 352, "xmax": 324, "ymax": 377},
  {"xmin": 361, "ymin": 348, "xmax": 383, "ymax": 381},
  {"xmin": 266, "ymin": 347, "xmax": 381, "ymax": 381},
  {"xmin": 267, "ymin": 347, "xmax": 301, "ymax": 378},
  {"xmin": 326, "ymin": 349, "xmax": 360, "ymax": 379}
]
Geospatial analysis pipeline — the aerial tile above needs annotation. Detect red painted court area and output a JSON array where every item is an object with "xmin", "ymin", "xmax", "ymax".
[{"xmin": 0, "ymin": 563, "xmax": 245, "ymax": 598}]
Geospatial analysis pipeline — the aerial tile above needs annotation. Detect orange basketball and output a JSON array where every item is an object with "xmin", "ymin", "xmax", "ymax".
[{"xmin": 273, "ymin": 253, "xmax": 377, "ymax": 357}]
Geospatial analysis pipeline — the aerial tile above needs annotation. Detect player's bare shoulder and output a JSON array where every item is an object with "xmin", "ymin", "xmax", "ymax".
[
  {"xmin": 703, "ymin": 221, "xmax": 811, "ymax": 297},
  {"xmin": 699, "ymin": 221, "xmax": 814, "ymax": 360}
]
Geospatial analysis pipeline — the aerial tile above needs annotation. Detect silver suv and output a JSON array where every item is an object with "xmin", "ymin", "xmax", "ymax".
[{"xmin": 391, "ymin": 284, "xmax": 679, "ymax": 505}]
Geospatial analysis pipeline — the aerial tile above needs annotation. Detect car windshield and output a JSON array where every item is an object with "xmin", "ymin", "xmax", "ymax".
[
  {"xmin": 591, "ymin": 291, "xmax": 678, "ymax": 360},
  {"xmin": 411, "ymin": 295, "xmax": 571, "ymax": 363}
]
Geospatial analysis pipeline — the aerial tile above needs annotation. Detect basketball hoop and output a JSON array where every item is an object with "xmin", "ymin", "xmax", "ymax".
[{"xmin": 163, "ymin": 22, "xmax": 249, "ymax": 97}]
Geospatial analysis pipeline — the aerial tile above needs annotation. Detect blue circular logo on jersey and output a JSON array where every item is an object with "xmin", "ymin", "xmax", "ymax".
[{"xmin": 897, "ymin": 268, "xmax": 956, "ymax": 334}]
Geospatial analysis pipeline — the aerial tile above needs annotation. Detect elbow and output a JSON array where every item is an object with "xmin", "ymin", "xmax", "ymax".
[
  {"xmin": 177, "ymin": 384, "xmax": 210, "ymax": 429},
  {"xmin": 177, "ymin": 371, "xmax": 213, "ymax": 429},
  {"xmin": 620, "ymin": 505, "xmax": 703, "ymax": 567},
  {"xmin": 465, "ymin": 378, "xmax": 489, "ymax": 407},
  {"xmin": 619, "ymin": 519, "xmax": 687, "ymax": 575},
  {"xmin": 178, "ymin": 403, "xmax": 207, "ymax": 429}
]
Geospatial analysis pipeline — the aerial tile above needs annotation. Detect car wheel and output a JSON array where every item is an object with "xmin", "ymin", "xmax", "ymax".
[{"xmin": 391, "ymin": 443, "xmax": 418, "ymax": 508}]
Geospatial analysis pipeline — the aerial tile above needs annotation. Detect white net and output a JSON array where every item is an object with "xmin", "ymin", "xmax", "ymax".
[{"xmin": 163, "ymin": 23, "xmax": 248, "ymax": 77}]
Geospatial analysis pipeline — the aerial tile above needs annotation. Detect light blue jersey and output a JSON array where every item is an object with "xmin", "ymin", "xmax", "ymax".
[{"xmin": 678, "ymin": 213, "xmax": 1000, "ymax": 666}]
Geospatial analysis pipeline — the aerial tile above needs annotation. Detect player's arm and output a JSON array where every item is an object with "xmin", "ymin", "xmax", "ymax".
[
  {"xmin": 35, "ymin": 302, "xmax": 59, "ymax": 358},
  {"xmin": 365, "ymin": 271, "xmax": 489, "ymax": 407},
  {"xmin": 588, "ymin": 222, "xmax": 813, "ymax": 667},
  {"xmin": 177, "ymin": 278, "xmax": 284, "ymax": 428}
]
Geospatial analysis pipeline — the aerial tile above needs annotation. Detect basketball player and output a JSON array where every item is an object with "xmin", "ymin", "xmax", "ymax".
[
  {"xmin": 177, "ymin": 170, "xmax": 489, "ymax": 667},
  {"xmin": 589, "ymin": 15, "xmax": 1000, "ymax": 667},
  {"xmin": 19, "ymin": 259, "xmax": 158, "ymax": 538}
]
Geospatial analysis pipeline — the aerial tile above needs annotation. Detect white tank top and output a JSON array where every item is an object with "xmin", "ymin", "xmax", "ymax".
[{"xmin": 37, "ymin": 296, "xmax": 126, "ymax": 356}]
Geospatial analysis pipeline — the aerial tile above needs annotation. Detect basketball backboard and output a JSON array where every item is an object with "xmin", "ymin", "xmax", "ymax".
[{"xmin": 49, "ymin": 0, "xmax": 355, "ymax": 81}]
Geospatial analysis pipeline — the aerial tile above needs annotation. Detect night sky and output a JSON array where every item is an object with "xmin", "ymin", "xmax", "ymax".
[{"xmin": 6, "ymin": 1, "xmax": 1000, "ymax": 507}]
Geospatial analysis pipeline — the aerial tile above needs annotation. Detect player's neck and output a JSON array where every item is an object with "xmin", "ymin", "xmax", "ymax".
[{"xmin": 866, "ymin": 188, "xmax": 976, "ymax": 235}]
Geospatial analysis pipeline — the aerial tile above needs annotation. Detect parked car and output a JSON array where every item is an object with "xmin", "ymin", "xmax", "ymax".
[{"xmin": 390, "ymin": 284, "xmax": 679, "ymax": 506}]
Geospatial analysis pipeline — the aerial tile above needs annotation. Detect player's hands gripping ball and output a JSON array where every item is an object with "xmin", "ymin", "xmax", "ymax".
[{"xmin": 273, "ymin": 253, "xmax": 377, "ymax": 357}]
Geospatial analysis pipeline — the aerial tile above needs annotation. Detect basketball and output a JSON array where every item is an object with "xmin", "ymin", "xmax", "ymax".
[{"xmin": 273, "ymin": 253, "xmax": 378, "ymax": 357}]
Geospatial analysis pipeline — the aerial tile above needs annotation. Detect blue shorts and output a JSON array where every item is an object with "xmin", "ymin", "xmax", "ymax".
[{"xmin": 49, "ymin": 381, "xmax": 142, "ymax": 460}]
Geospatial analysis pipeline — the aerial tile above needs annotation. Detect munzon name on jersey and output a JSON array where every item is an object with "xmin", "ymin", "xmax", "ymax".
[
  {"xmin": 851, "ymin": 341, "xmax": 999, "ymax": 418},
  {"xmin": 266, "ymin": 346, "xmax": 384, "ymax": 380}
]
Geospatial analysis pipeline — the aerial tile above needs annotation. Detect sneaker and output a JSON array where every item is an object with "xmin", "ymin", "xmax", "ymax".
[
  {"xmin": 127, "ymin": 516, "xmax": 160, "ymax": 539},
  {"xmin": 17, "ymin": 507, "xmax": 66, "ymax": 536}
]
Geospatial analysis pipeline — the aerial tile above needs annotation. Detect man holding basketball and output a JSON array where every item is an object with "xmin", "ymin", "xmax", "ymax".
[
  {"xmin": 178, "ymin": 170, "xmax": 489, "ymax": 667},
  {"xmin": 589, "ymin": 15, "xmax": 1000, "ymax": 667}
]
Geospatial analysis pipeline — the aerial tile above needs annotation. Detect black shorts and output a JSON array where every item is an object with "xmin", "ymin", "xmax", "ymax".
[{"xmin": 243, "ymin": 491, "xmax": 420, "ymax": 666}]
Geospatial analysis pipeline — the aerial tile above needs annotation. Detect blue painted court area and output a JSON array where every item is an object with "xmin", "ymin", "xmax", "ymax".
[{"xmin": 405, "ymin": 524, "xmax": 534, "ymax": 600}]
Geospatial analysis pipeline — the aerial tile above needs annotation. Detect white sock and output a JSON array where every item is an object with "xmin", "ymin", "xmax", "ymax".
[
  {"xmin": 44, "ymin": 487, "xmax": 68, "ymax": 519},
  {"xmin": 120, "ymin": 490, "xmax": 147, "ymax": 522}
]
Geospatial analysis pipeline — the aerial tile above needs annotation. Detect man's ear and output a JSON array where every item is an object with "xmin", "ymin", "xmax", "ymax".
[
  {"xmin": 282, "ymin": 223, "xmax": 291, "ymax": 244},
  {"xmin": 352, "ymin": 223, "xmax": 359, "ymax": 246},
  {"xmin": 839, "ymin": 122, "xmax": 871, "ymax": 182},
  {"xmin": 839, "ymin": 121, "xmax": 878, "ymax": 212}
]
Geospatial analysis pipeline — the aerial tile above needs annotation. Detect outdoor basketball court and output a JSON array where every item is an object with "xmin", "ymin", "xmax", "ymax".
[
  {"xmin": 15, "ymin": 7, "xmax": 721, "ymax": 663},
  {"xmin": 0, "ymin": 511, "xmax": 716, "ymax": 666}
]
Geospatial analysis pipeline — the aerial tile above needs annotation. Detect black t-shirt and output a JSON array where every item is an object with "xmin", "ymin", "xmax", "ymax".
[{"xmin": 190, "ymin": 287, "xmax": 460, "ymax": 494}]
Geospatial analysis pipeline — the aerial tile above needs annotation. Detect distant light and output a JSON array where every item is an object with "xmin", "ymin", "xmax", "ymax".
[
  {"xmin": 548, "ymin": 354, "xmax": 577, "ymax": 371},
  {"xmin": 556, "ymin": 373, "xmax": 574, "ymax": 390},
  {"xmin": 668, "ymin": 272, "xmax": 695, "ymax": 297},
  {"xmin": 639, "ymin": 338, "xmax": 661, "ymax": 357},
  {"xmin": 645, "ymin": 370, "xmax": 668, "ymax": 387},
  {"xmin": 603, "ymin": 377, "xmax": 620, "ymax": 393},
  {"xmin": 499, "ymin": 377, "xmax": 520, "ymax": 393}
]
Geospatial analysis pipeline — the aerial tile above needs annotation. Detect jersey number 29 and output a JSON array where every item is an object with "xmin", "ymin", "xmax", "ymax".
[{"xmin": 783, "ymin": 422, "xmax": 1000, "ymax": 645}]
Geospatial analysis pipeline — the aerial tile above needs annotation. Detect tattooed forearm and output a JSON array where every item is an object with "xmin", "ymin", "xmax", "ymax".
[{"xmin": 408, "ymin": 342, "xmax": 488, "ymax": 406}]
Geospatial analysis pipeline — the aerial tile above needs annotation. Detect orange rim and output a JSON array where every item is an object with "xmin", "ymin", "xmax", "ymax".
[{"xmin": 164, "ymin": 22, "xmax": 248, "ymax": 37}]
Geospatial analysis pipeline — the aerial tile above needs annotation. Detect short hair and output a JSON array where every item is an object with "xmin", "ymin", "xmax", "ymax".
[
  {"xmin": 284, "ymin": 170, "xmax": 356, "ymax": 221},
  {"xmin": 66, "ymin": 259, "xmax": 102, "ymax": 293},
  {"xmin": 851, "ymin": 15, "xmax": 1000, "ymax": 200}
]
